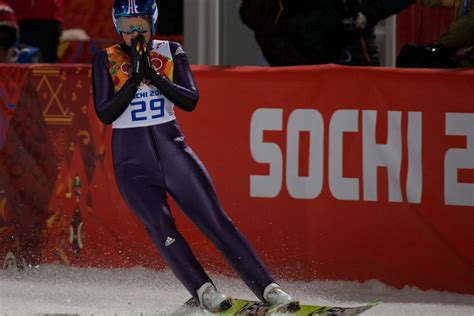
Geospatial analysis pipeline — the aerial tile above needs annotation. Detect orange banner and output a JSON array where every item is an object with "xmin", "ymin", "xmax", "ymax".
[{"xmin": 0, "ymin": 64, "xmax": 473, "ymax": 295}]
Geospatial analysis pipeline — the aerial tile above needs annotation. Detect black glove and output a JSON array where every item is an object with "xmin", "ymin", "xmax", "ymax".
[
  {"xmin": 143, "ymin": 40, "xmax": 163, "ymax": 85},
  {"xmin": 130, "ymin": 35, "xmax": 145, "ymax": 82}
]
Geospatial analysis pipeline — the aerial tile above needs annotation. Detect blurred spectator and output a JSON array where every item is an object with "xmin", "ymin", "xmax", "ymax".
[
  {"xmin": 0, "ymin": 1, "xmax": 40, "ymax": 63},
  {"xmin": 397, "ymin": 0, "xmax": 473, "ymax": 68},
  {"xmin": 8, "ymin": 0, "xmax": 63, "ymax": 63},
  {"xmin": 240, "ymin": 0, "xmax": 415, "ymax": 66},
  {"xmin": 0, "ymin": 0, "xmax": 18, "ymax": 63},
  {"xmin": 423, "ymin": 0, "xmax": 473, "ymax": 67},
  {"xmin": 342, "ymin": 0, "xmax": 416, "ymax": 65}
]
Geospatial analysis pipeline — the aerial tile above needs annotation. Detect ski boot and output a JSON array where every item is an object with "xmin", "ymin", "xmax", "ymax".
[
  {"xmin": 197, "ymin": 282, "xmax": 232, "ymax": 313},
  {"xmin": 263, "ymin": 283, "xmax": 300, "ymax": 313}
]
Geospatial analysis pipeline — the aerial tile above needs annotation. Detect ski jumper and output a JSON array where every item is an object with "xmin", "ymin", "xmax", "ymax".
[{"xmin": 92, "ymin": 40, "xmax": 274, "ymax": 300}]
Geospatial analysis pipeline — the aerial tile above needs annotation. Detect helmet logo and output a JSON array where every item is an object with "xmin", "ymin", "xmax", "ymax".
[{"xmin": 128, "ymin": 0, "xmax": 138, "ymax": 14}]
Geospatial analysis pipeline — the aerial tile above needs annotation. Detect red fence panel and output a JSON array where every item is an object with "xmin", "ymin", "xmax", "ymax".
[{"xmin": 0, "ymin": 64, "xmax": 473, "ymax": 295}]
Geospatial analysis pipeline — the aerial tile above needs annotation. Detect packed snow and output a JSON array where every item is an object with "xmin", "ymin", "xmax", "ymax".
[{"xmin": 0, "ymin": 265, "xmax": 473, "ymax": 315}]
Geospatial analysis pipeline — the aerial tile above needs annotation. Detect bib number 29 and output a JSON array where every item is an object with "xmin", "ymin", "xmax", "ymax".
[{"xmin": 131, "ymin": 98, "xmax": 165, "ymax": 122}]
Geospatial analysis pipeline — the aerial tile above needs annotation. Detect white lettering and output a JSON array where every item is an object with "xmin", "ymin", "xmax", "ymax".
[
  {"xmin": 286, "ymin": 109, "xmax": 324, "ymax": 199},
  {"xmin": 445, "ymin": 113, "xmax": 474, "ymax": 206},
  {"xmin": 329, "ymin": 110, "xmax": 359, "ymax": 201},
  {"xmin": 363, "ymin": 111, "xmax": 403, "ymax": 202},
  {"xmin": 250, "ymin": 109, "xmax": 283, "ymax": 198},
  {"xmin": 250, "ymin": 108, "xmax": 423, "ymax": 204},
  {"xmin": 407, "ymin": 112, "xmax": 423, "ymax": 203}
]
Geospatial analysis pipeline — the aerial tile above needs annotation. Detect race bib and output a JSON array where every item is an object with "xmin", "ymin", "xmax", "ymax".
[{"xmin": 112, "ymin": 84, "xmax": 176, "ymax": 129}]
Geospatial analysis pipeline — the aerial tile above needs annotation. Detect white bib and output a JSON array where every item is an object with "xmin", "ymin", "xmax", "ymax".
[
  {"xmin": 113, "ymin": 40, "xmax": 176, "ymax": 129},
  {"xmin": 112, "ymin": 84, "xmax": 176, "ymax": 129}
]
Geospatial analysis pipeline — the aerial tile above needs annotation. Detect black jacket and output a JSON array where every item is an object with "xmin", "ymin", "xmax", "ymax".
[{"xmin": 240, "ymin": 0, "xmax": 415, "ymax": 66}]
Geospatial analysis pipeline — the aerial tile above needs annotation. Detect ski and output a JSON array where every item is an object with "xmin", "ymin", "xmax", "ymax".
[{"xmin": 183, "ymin": 297, "xmax": 381, "ymax": 315}]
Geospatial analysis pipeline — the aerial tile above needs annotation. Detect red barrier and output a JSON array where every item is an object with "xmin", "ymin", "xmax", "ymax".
[{"xmin": 0, "ymin": 64, "xmax": 473, "ymax": 295}]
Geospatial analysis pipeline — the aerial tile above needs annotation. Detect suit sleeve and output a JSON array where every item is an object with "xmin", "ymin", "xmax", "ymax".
[
  {"xmin": 92, "ymin": 50, "xmax": 142, "ymax": 125},
  {"xmin": 147, "ymin": 42, "xmax": 200, "ymax": 112}
]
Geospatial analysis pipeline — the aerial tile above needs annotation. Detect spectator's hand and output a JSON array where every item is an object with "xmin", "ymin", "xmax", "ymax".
[
  {"xmin": 341, "ymin": 0, "xmax": 367, "ymax": 32},
  {"xmin": 143, "ymin": 40, "xmax": 162, "ymax": 83},
  {"xmin": 130, "ymin": 35, "xmax": 145, "ymax": 82},
  {"xmin": 342, "ymin": 12, "xmax": 367, "ymax": 32}
]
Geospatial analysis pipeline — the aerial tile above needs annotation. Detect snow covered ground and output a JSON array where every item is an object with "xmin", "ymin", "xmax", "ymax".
[{"xmin": 1, "ymin": 265, "xmax": 473, "ymax": 315}]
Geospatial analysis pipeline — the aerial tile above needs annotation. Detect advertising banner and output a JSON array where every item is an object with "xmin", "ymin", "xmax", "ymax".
[{"xmin": 0, "ymin": 64, "xmax": 473, "ymax": 294}]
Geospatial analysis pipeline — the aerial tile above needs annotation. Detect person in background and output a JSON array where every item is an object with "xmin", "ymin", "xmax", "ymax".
[
  {"xmin": 0, "ymin": 0, "xmax": 18, "ymax": 63},
  {"xmin": 8, "ymin": 0, "xmax": 63, "ymax": 63},
  {"xmin": 240, "ymin": 0, "xmax": 415, "ymax": 66},
  {"xmin": 92, "ymin": 0, "xmax": 299, "ymax": 313},
  {"xmin": 423, "ymin": 0, "xmax": 474, "ymax": 67},
  {"xmin": 341, "ymin": 0, "xmax": 416, "ymax": 66}
]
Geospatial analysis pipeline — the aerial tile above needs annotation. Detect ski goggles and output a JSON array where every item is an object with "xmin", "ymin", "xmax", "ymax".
[{"xmin": 116, "ymin": 16, "xmax": 151, "ymax": 34}]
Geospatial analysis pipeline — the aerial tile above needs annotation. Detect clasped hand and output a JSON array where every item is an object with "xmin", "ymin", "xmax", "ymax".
[{"xmin": 130, "ymin": 35, "xmax": 161, "ymax": 83}]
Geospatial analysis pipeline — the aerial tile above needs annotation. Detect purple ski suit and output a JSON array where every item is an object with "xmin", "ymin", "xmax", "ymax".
[{"xmin": 92, "ymin": 40, "xmax": 274, "ymax": 300}]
